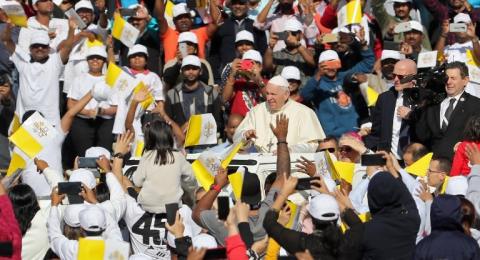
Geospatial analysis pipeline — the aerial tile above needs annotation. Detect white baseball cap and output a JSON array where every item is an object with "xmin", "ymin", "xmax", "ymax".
[
  {"xmin": 79, "ymin": 205, "xmax": 106, "ymax": 232},
  {"xmin": 242, "ymin": 50, "xmax": 262, "ymax": 64},
  {"xmin": 30, "ymin": 31, "xmax": 50, "ymax": 46},
  {"xmin": 69, "ymin": 169, "xmax": 96, "ymax": 189},
  {"xmin": 281, "ymin": 66, "xmax": 301, "ymax": 81},
  {"xmin": 392, "ymin": 0, "xmax": 412, "ymax": 3},
  {"xmin": 181, "ymin": 55, "xmax": 201, "ymax": 68},
  {"xmin": 85, "ymin": 147, "xmax": 111, "ymax": 160},
  {"xmin": 284, "ymin": 19, "xmax": 303, "ymax": 33},
  {"xmin": 318, "ymin": 50, "xmax": 340, "ymax": 63},
  {"xmin": 307, "ymin": 194, "xmax": 340, "ymax": 221},
  {"xmin": 192, "ymin": 233, "xmax": 218, "ymax": 249},
  {"xmin": 91, "ymin": 82, "xmax": 113, "ymax": 102},
  {"xmin": 235, "ymin": 30, "xmax": 254, "ymax": 43},
  {"xmin": 63, "ymin": 204, "xmax": 86, "ymax": 228},
  {"xmin": 127, "ymin": 44, "xmax": 148, "ymax": 58},
  {"xmin": 454, "ymin": 13, "xmax": 472, "ymax": 24},
  {"xmin": 178, "ymin": 31, "xmax": 198, "ymax": 44},
  {"xmin": 381, "ymin": 50, "xmax": 405, "ymax": 61},
  {"xmin": 86, "ymin": 46, "xmax": 107, "ymax": 59},
  {"xmin": 75, "ymin": 0, "xmax": 94, "ymax": 11},
  {"xmin": 173, "ymin": 3, "xmax": 191, "ymax": 18},
  {"xmin": 268, "ymin": 75, "xmax": 289, "ymax": 90},
  {"xmin": 445, "ymin": 176, "xmax": 468, "ymax": 196},
  {"xmin": 408, "ymin": 20, "xmax": 423, "ymax": 33}
]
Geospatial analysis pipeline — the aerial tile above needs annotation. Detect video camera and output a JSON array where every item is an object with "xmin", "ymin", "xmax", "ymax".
[{"xmin": 399, "ymin": 63, "xmax": 447, "ymax": 105}]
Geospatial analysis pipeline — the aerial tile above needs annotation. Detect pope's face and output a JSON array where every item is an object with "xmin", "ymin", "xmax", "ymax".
[{"xmin": 265, "ymin": 84, "xmax": 289, "ymax": 111}]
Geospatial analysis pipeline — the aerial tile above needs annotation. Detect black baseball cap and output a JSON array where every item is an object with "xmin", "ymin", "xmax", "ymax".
[{"xmin": 240, "ymin": 171, "xmax": 262, "ymax": 206}]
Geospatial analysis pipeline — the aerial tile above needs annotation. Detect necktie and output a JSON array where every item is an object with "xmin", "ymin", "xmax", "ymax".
[{"xmin": 441, "ymin": 98, "xmax": 456, "ymax": 131}]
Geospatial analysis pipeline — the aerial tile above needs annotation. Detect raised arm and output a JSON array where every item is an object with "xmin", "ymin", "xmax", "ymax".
[
  {"xmin": 154, "ymin": 0, "xmax": 169, "ymax": 35},
  {"xmin": 61, "ymin": 91, "xmax": 93, "ymax": 133},
  {"xmin": 270, "ymin": 114, "xmax": 291, "ymax": 190},
  {"xmin": 256, "ymin": 0, "xmax": 275, "ymax": 25},
  {"xmin": 59, "ymin": 19, "xmax": 77, "ymax": 64},
  {"xmin": 207, "ymin": 0, "xmax": 221, "ymax": 37}
]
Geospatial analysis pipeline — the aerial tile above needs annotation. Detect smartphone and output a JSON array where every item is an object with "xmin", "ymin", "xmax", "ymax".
[
  {"xmin": 204, "ymin": 247, "xmax": 226, "ymax": 259},
  {"xmin": 119, "ymin": 8, "xmax": 136, "ymax": 17},
  {"xmin": 78, "ymin": 157, "xmax": 98, "ymax": 168},
  {"xmin": 217, "ymin": 196, "xmax": 229, "ymax": 221},
  {"xmin": 295, "ymin": 177, "xmax": 320, "ymax": 191},
  {"xmin": 383, "ymin": 41, "xmax": 401, "ymax": 51},
  {"xmin": 179, "ymin": 42, "xmax": 188, "ymax": 58},
  {"xmin": 323, "ymin": 33, "xmax": 338, "ymax": 43},
  {"xmin": 58, "ymin": 182, "xmax": 84, "ymax": 204},
  {"xmin": 275, "ymin": 31, "xmax": 288, "ymax": 42},
  {"xmin": 394, "ymin": 22, "xmax": 412, "ymax": 33},
  {"xmin": 165, "ymin": 203, "xmax": 179, "ymax": 226},
  {"xmin": 240, "ymin": 59, "xmax": 254, "ymax": 71},
  {"xmin": 322, "ymin": 60, "xmax": 342, "ymax": 69},
  {"xmin": 361, "ymin": 154, "xmax": 387, "ymax": 166},
  {"xmin": 449, "ymin": 23, "xmax": 467, "ymax": 32}
]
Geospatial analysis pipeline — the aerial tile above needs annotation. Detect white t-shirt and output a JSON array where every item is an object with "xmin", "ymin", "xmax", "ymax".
[
  {"xmin": 67, "ymin": 73, "xmax": 116, "ymax": 119},
  {"xmin": 124, "ymin": 195, "xmax": 201, "ymax": 259},
  {"xmin": 21, "ymin": 125, "xmax": 66, "ymax": 197},
  {"xmin": 12, "ymin": 47, "xmax": 64, "ymax": 128},
  {"xmin": 63, "ymin": 23, "xmax": 108, "ymax": 94},
  {"xmin": 112, "ymin": 70, "xmax": 165, "ymax": 135}
]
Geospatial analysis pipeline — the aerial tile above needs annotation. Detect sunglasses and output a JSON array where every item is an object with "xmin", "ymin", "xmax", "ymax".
[
  {"xmin": 319, "ymin": 147, "xmax": 336, "ymax": 153},
  {"xmin": 288, "ymin": 31, "xmax": 301, "ymax": 36},
  {"xmin": 87, "ymin": 55, "xmax": 106, "ymax": 61},
  {"xmin": 30, "ymin": 44, "xmax": 49, "ymax": 49},
  {"xmin": 339, "ymin": 146, "xmax": 353, "ymax": 153},
  {"xmin": 392, "ymin": 73, "xmax": 413, "ymax": 81}
]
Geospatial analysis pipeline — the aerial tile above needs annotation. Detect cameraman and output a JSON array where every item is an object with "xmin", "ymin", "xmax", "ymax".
[
  {"xmin": 222, "ymin": 50, "xmax": 266, "ymax": 117},
  {"xmin": 0, "ymin": 74, "xmax": 15, "ymax": 170}
]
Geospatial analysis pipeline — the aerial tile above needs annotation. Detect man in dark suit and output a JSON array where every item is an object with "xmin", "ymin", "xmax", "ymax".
[
  {"xmin": 416, "ymin": 61, "xmax": 480, "ymax": 160},
  {"xmin": 365, "ymin": 58, "xmax": 428, "ymax": 160}
]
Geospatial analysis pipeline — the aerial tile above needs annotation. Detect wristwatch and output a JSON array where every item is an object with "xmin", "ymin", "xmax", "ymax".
[{"xmin": 113, "ymin": 153, "xmax": 124, "ymax": 159}]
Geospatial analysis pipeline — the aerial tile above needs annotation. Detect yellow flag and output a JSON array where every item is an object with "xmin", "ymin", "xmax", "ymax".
[
  {"xmin": 405, "ymin": 152, "xmax": 433, "ymax": 177},
  {"xmin": 7, "ymin": 149, "xmax": 27, "ymax": 176},
  {"xmin": 285, "ymin": 201, "xmax": 299, "ymax": 229},
  {"xmin": 184, "ymin": 114, "xmax": 218, "ymax": 147},
  {"xmin": 112, "ymin": 13, "xmax": 139, "ymax": 48},
  {"xmin": 8, "ymin": 112, "xmax": 21, "ymax": 137},
  {"xmin": 440, "ymin": 176, "xmax": 449, "ymax": 194},
  {"xmin": 333, "ymin": 161, "xmax": 355, "ymax": 184},
  {"xmin": 346, "ymin": 0, "xmax": 362, "ymax": 25},
  {"xmin": 220, "ymin": 141, "xmax": 244, "ymax": 169},
  {"xmin": 191, "ymin": 152, "xmax": 220, "ymax": 191},
  {"xmin": 9, "ymin": 112, "xmax": 58, "ymax": 158},
  {"xmin": 228, "ymin": 166, "xmax": 245, "ymax": 200},
  {"xmin": 466, "ymin": 49, "xmax": 480, "ymax": 67},
  {"xmin": 133, "ymin": 82, "xmax": 154, "ymax": 110},
  {"xmin": 77, "ymin": 238, "xmax": 105, "ymax": 260},
  {"xmin": 2, "ymin": 2, "xmax": 28, "ymax": 27},
  {"xmin": 325, "ymin": 152, "xmax": 341, "ymax": 180},
  {"xmin": 134, "ymin": 140, "xmax": 145, "ymax": 157},
  {"xmin": 86, "ymin": 39, "xmax": 105, "ymax": 48},
  {"xmin": 366, "ymin": 87, "xmax": 379, "ymax": 107},
  {"xmin": 165, "ymin": 0, "xmax": 174, "ymax": 17}
]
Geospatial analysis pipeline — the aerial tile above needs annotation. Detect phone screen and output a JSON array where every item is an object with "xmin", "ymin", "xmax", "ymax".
[
  {"xmin": 165, "ymin": 203, "xmax": 179, "ymax": 226},
  {"xmin": 295, "ymin": 177, "xmax": 320, "ymax": 190},
  {"xmin": 361, "ymin": 154, "xmax": 387, "ymax": 166},
  {"xmin": 217, "ymin": 196, "xmax": 229, "ymax": 221},
  {"xmin": 78, "ymin": 157, "xmax": 98, "ymax": 168}
]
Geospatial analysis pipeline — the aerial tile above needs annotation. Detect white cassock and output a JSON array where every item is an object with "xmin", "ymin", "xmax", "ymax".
[{"xmin": 233, "ymin": 100, "xmax": 325, "ymax": 153}]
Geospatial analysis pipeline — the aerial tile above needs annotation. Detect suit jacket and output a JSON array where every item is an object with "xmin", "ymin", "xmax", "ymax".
[
  {"xmin": 364, "ymin": 87, "xmax": 429, "ymax": 152},
  {"xmin": 416, "ymin": 92, "xmax": 480, "ymax": 160}
]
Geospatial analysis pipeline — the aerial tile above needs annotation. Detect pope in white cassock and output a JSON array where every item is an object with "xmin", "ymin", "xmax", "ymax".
[{"xmin": 233, "ymin": 75, "xmax": 325, "ymax": 153}]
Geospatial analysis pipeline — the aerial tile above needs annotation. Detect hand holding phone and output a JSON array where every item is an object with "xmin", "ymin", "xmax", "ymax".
[
  {"xmin": 217, "ymin": 196, "xmax": 230, "ymax": 221},
  {"xmin": 165, "ymin": 203, "xmax": 179, "ymax": 226},
  {"xmin": 361, "ymin": 154, "xmax": 387, "ymax": 166},
  {"xmin": 295, "ymin": 177, "xmax": 321, "ymax": 190},
  {"xmin": 58, "ymin": 182, "xmax": 84, "ymax": 204},
  {"xmin": 78, "ymin": 157, "xmax": 98, "ymax": 168}
]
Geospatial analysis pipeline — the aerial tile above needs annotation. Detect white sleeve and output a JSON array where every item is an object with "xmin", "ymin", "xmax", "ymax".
[
  {"xmin": 423, "ymin": 200, "xmax": 433, "ymax": 236},
  {"xmin": 398, "ymin": 168, "xmax": 419, "ymax": 195},
  {"xmin": 151, "ymin": 74, "xmax": 165, "ymax": 101},
  {"xmin": 467, "ymin": 165, "xmax": 480, "ymax": 216},
  {"xmin": 103, "ymin": 172, "xmax": 127, "ymax": 222},
  {"xmin": 42, "ymin": 167, "xmax": 65, "ymax": 189},
  {"xmin": 233, "ymin": 110, "xmax": 255, "ymax": 143},
  {"xmin": 17, "ymin": 27, "xmax": 30, "ymax": 51},
  {"xmin": 102, "ymin": 206, "xmax": 123, "ymax": 241},
  {"xmin": 349, "ymin": 177, "xmax": 370, "ymax": 214},
  {"xmin": 47, "ymin": 206, "xmax": 79, "ymax": 260},
  {"xmin": 67, "ymin": 80, "xmax": 81, "ymax": 99},
  {"xmin": 10, "ymin": 46, "xmax": 29, "ymax": 71}
]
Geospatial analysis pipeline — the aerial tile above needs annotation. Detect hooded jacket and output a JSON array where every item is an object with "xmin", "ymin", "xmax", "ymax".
[
  {"xmin": 362, "ymin": 172, "xmax": 420, "ymax": 259},
  {"xmin": 414, "ymin": 195, "xmax": 480, "ymax": 260}
]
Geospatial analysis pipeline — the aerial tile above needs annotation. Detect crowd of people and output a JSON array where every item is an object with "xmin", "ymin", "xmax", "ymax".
[{"xmin": 2, "ymin": 0, "xmax": 480, "ymax": 258}]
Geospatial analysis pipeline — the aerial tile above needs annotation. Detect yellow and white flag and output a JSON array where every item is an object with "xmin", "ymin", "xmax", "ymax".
[
  {"xmin": 220, "ymin": 141, "xmax": 244, "ymax": 169},
  {"xmin": 112, "ymin": 13, "xmax": 139, "ymax": 48},
  {"xmin": 359, "ymin": 84, "xmax": 379, "ymax": 107},
  {"xmin": 133, "ymin": 82, "xmax": 154, "ymax": 110},
  {"xmin": 325, "ymin": 151, "xmax": 341, "ymax": 181},
  {"xmin": 228, "ymin": 166, "xmax": 245, "ymax": 200},
  {"xmin": 105, "ymin": 62, "xmax": 137, "ymax": 96},
  {"xmin": 7, "ymin": 147, "xmax": 28, "ymax": 177},
  {"xmin": 405, "ymin": 152, "xmax": 433, "ymax": 177},
  {"xmin": 8, "ymin": 112, "xmax": 21, "ymax": 137},
  {"xmin": 333, "ymin": 161, "xmax": 355, "ymax": 184},
  {"xmin": 77, "ymin": 238, "xmax": 129, "ymax": 260},
  {"xmin": 338, "ymin": 0, "xmax": 362, "ymax": 26},
  {"xmin": 184, "ymin": 114, "xmax": 218, "ymax": 147},
  {"xmin": 9, "ymin": 112, "xmax": 58, "ymax": 159},
  {"xmin": 2, "ymin": 1, "xmax": 27, "ymax": 27},
  {"xmin": 192, "ymin": 151, "xmax": 221, "ymax": 191}
]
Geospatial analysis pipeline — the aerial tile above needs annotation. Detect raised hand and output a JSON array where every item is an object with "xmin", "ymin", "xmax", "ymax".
[
  {"xmin": 114, "ymin": 130, "xmax": 134, "ymax": 155},
  {"xmin": 34, "ymin": 158, "xmax": 49, "ymax": 173},
  {"xmin": 296, "ymin": 156, "xmax": 316, "ymax": 177},
  {"xmin": 466, "ymin": 143, "xmax": 480, "ymax": 165},
  {"xmin": 270, "ymin": 113, "xmax": 289, "ymax": 141},
  {"xmin": 165, "ymin": 212, "xmax": 185, "ymax": 238}
]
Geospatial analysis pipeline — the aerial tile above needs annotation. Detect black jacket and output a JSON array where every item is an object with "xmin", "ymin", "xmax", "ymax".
[
  {"xmin": 416, "ymin": 91, "xmax": 480, "ymax": 160},
  {"xmin": 414, "ymin": 195, "xmax": 480, "ymax": 260},
  {"xmin": 263, "ymin": 208, "xmax": 364, "ymax": 259},
  {"xmin": 364, "ymin": 87, "xmax": 431, "ymax": 152},
  {"xmin": 362, "ymin": 172, "xmax": 420, "ymax": 260}
]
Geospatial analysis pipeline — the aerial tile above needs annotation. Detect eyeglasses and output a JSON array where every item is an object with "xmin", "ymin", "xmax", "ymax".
[
  {"xmin": 339, "ymin": 146, "xmax": 353, "ymax": 153},
  {"xmin": 287, "ymin": 31, "xmax": 301, "ymax": 36},
  {"xmin": 392, "ymin": 73, "xmax": 413, "ymax": 81},
  {"xmin": 427, "ymin": 168, "xmax": 445, "ymax": 174},
  {"xmin": 319, "ymin": 147, "xmax": 336, "ymax": 153},
  {"xmin": 30, "ymin": 44, "xmax": 49, "ymax": 49}
]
